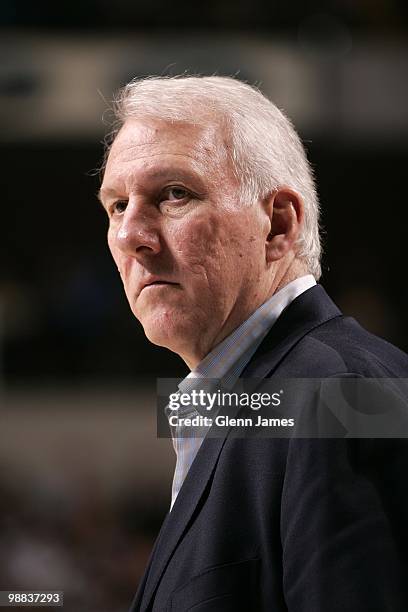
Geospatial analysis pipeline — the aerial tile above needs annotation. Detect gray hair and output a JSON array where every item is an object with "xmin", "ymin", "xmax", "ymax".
[{"xmin": 106, "ymin": 75, "xmax": 322, "ymax": 279}]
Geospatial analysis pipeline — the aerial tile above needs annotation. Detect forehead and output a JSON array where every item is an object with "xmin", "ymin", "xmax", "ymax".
[{"xmin": 103, "ymin": 117, "xmax": 228, "ymax": 184}]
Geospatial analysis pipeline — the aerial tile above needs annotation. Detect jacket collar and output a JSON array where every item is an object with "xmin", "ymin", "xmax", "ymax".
[{"xmin": 241, "ymin": 284, "xmax": 342, "ymax": 379}]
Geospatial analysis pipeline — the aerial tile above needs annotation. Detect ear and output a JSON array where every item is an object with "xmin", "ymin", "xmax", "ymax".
[{"xmin": 263, "ymin": 188, "xmax": 304, "ymax": 264}]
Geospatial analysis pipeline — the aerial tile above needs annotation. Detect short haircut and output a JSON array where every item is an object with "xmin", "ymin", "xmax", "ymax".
[{"xmin": 105, "ymin": 75, "xmax": 322, "ymax": 278}]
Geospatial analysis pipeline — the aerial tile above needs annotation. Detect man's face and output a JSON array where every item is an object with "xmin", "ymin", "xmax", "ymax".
[{"xmin": 100, "ymin": 117, "xmax": 270, "ymax": 367}]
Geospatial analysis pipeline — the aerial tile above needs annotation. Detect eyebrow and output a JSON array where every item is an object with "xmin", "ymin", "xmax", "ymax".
[
  {"xmin": 97, "ymin": 187, "xmax": 116, "ymax": 207},
  {"xmin": 98, "ymin": 166, "xmax": 207, "ymax": 205}
]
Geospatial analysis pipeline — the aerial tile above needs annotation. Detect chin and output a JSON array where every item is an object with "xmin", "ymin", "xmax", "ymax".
[{"xmin": 140, "ymin": 311, "xmax": 195, "ymax": 353}]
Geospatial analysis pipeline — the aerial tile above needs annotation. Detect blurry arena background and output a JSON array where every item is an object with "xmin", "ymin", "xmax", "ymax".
[{"xmin": 1, "ymin": 2, "xmax": 408, "ymax": 610}]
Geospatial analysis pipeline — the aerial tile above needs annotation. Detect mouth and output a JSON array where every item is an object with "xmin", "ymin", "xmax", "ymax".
[{"xmin": 140, "ymin": 279, "xmax": 180, "ymax": 294}]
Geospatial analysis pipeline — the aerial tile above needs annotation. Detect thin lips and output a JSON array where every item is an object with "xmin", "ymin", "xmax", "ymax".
[{"xmin": 139, "ymin": 276, "xmax": 178, "ymax": 295}]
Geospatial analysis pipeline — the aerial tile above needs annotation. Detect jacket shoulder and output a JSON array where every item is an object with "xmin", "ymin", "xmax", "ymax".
[{"xmin": 280, "ymin": 315, "xmax": 408, "ymax": 377}]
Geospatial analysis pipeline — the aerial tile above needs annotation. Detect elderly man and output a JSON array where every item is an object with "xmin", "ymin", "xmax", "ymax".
[{"xmin": 99, "ymin": 76, "xmax": 408, "ymax": 611}]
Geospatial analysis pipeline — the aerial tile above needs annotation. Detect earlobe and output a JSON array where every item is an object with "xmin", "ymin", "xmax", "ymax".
[{"xmin": 266, "ymin": 230, "xmax": 292, "ymax": 263}]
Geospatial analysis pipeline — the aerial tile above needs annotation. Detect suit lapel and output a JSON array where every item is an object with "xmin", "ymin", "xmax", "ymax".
[
  {"xmin": 241, "ymin": 285, "xmax": 342, "ymax": 379},
  {"xmin": 134, "ymin": 285, "xmax": 342, "ymax": 611},
  {"xmin": 137, "ymin": 434, "xmax": 232, "ymax": 610}
]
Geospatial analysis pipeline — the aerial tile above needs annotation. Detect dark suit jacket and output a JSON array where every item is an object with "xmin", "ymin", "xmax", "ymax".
[{"xmin": 130, "ymin": 285, "xmax": 408, "ymax": 611}]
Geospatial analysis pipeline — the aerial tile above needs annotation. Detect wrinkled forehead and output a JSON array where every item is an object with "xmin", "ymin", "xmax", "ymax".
[{"xmin": 104, "ymin": 116, "xmax": 231, "ymax": 175}]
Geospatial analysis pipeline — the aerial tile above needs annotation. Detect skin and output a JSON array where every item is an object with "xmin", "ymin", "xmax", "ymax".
[{"xmin": 99, "ymin": 116, "xmax": 307, "ymax": 369}]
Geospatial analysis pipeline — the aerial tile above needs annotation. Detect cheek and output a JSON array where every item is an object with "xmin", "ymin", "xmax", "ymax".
[
  {"xmin": 107, "ymin": 229, "xmax": 128, "ymax": 273},
  {"xmin": 107, "ymin": 233, "xmax": 133, "ymax": 292},
  {"xmin": 107, "ymin": 229, "xmax": 118, "ymax": 263},
  {"xmin": 107, "ymin": 237, "xmax": 121, "ymax": 274},
  {"xmin": 171, "ymin": 215, "xmax": 248, "ymax": 293},
  {"xmin": 172, "ymin": 218, "xmax": 229, "ymax": 276}
]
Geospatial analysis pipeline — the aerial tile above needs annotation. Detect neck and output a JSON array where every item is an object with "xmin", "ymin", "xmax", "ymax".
[
  {"xmin": 181, "ymin": 257, "xmax": 310, "ymax": 370},
  {"xmin": 268, "ymin": 256, "xmax": 309, "ymax": 298}
]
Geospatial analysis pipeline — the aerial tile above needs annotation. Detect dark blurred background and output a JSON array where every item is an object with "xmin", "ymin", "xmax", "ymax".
[{"xmin": 1, "ymin": 1, "xmax": 408, "ymax": 610}]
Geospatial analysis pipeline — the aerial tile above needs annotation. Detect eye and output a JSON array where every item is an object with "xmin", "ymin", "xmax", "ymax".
[
  {"xmin": 162, "ymin": 186, "xmax": 190, "ymax": 202},
  {"xmin": 110, "ymin": 200, "xmax": 128, "ymax": 215}
]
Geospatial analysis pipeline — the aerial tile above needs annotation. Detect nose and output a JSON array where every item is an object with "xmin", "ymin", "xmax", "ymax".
[{"xmin": 114, "ymin": 201, "xmax": 161, "ymax": 258}]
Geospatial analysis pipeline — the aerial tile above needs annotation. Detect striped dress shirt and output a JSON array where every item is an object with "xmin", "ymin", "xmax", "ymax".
[{"xmin": 167, "ymin": 274, "xmax": 316, "ymax": 510}]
